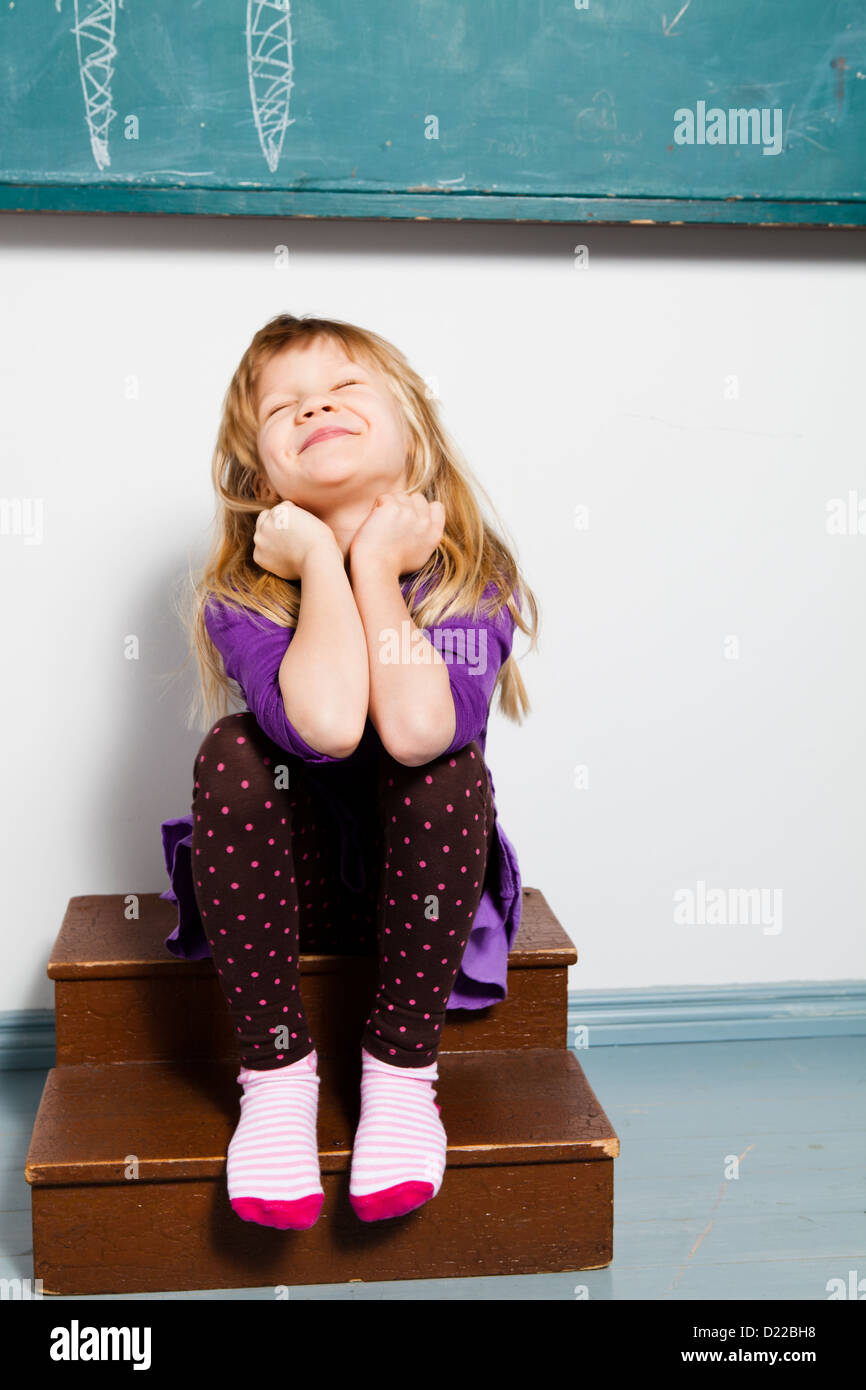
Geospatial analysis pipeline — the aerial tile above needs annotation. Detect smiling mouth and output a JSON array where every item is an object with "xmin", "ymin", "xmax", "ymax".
[{"xmin": 302, "ymin": 429, "xmax": 354, "ymax": 452}]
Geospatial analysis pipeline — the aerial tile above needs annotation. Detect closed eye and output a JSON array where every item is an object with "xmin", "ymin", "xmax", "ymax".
[{"xmin": 266, "ymin": 379, "xmax": 360, "ymax": 419}]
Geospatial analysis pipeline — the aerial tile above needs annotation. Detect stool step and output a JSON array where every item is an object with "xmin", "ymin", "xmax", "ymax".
[
  {"xmin": 50, "ymin": 888, "xmax": 577, "ymax": 1064},
  {"xmin": 26, "ymin": 1048, "xmax": 618, "ymax": 1295}
]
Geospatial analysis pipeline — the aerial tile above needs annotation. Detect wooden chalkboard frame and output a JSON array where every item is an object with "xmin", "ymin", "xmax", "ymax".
[{"xmin": 3, "ymin": 186, "xmax": 865, "ymax": 227}]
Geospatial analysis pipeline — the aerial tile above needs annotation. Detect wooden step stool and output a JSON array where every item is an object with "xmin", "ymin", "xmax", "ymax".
[{"xmin": 26, "ymin": 887, "xmax": 619, "ymax": 1294}]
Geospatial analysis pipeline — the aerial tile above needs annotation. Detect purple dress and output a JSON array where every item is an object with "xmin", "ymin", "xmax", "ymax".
[{"xmin": 159, "ymin": 575, "xmax": 523, "ymax": 1010}]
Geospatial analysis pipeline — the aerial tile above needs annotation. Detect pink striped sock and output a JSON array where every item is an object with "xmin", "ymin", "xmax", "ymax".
[
  {"xmin": 349, "ymin": 1046, "xmax": 448, "ymax": 1222},
  {"xmin": 227, "ymin": 1048, "xmax": 324, "ymax": 1231}
]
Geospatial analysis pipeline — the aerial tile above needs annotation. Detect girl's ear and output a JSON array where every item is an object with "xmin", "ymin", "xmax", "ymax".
[{"xmin": 253, "ymin": 472, "xmax": 278, "ymax": 505}]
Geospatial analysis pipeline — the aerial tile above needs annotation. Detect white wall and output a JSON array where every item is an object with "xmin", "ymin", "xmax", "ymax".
[{"xmin": 1, "ymin": 214, "xmax": 864, "ymax": 1013}]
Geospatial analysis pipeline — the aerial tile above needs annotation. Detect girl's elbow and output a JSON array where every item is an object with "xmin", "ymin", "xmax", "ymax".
[
  {"xmin": 285, "ymin": 704, "xmax": 365, "ymax": 760},
  {"xmin": 319, "ymin": 721, "xmax": 366, "ymax": 760},
  {"xmin": 383, "ymin": 729, "xmax": 454, "ymax": 767}
]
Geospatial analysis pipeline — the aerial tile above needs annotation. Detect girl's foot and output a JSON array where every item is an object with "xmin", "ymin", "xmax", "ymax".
[
  {"xmin": 349, "ymin": 1046, "xmax": 447, "ymax": 1222},
  {"xmin": 227, "ymin": 1048, "xmax": 324, "ymax": 1230}
]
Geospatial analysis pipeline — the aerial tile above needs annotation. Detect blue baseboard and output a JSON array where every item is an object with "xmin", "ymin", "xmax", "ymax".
[
  {"xmin": 567, "ymin": 980, "xmax": 866, "ymax": 1047},
  {"xmin": 2, "ymin": 983, "xmax": 864, "ymax": 1069},
  {"xmin": 0, "ymin": 1010, "xmax": 57, "ymax": 1071}
]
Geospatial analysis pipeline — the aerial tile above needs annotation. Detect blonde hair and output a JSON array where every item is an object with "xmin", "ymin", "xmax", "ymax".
[{"xmin": 169, "ymin": 313, "xmax": 540, "ymax": 737}]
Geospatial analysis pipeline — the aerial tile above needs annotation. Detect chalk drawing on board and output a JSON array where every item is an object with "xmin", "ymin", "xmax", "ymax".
[
  {"xmin": 56, "ymin": 0, "xmax": 121, "ymax": 171},
  {"xmin": 247, "ymin": 0, "xmax": 295, "ymax": 172}
]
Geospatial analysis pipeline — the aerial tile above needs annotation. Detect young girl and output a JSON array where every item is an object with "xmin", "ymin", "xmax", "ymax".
[{"xmin": 159, "ymin": 313, "xmax": 539, "ymax": 1233}]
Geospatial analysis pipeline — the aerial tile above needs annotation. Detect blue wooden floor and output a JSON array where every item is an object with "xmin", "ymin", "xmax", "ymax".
[{"xmin": 3, "ymin": 1036, "xmax": 863, "ymax": 1300}]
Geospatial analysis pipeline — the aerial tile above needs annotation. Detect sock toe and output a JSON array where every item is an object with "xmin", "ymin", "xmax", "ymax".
[
  {"xmin": 231, "ymin": 1192, "xmax": 323, "ymax": 1231},
  {"xmin": 350, "ymin": 1181, "xmax": 434, "ymax": 1222}
]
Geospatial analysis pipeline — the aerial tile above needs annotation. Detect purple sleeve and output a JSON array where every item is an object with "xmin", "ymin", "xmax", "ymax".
[
  {"xmin": 421, "ymin": 585, "xmax": 517, "ymax": 755},
  {"xmin": 204, "ymin": 597, "xmax": 349, "ymax": 763}
]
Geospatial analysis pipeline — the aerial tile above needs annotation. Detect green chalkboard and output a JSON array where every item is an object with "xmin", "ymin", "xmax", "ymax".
[{"xmin": 1, "ymin": 1, "xmax": 864, "ymax": 225}]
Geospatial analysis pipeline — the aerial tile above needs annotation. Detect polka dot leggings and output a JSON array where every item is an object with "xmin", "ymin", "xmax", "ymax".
[{"xmin": 189, "ymin": 712, "xmax": 496, "ymax": 1071}]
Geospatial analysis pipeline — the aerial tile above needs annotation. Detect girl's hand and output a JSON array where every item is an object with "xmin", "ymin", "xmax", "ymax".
[
  {"xmin": 349, "ymin": 491, "xmax": 445, "ymax": 578},
  {"xmin": 253, "ymin": 500, "xmax": 337, "ymax": 582}
]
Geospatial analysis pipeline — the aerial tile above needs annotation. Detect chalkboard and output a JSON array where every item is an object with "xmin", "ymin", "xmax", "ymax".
[{"xmin": 1, "ymin": 0, "xmax": 863, "ymax": 225}]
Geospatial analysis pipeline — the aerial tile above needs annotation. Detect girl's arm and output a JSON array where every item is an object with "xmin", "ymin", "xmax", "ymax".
[
  {"xmin": 350, "ymin": 555, "xmax": 457, "ymax": 767},
  {"xmin": 278, "ymin": 537, "xmax": 369, "ymax": 758}
]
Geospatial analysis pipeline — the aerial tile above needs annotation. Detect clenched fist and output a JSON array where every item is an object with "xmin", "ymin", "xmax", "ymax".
[
  {"xmin": 252, "ymin": 500, "xmax": 337, "ymax": 582},
  {"xmin": 349, "ymin": 491, "xmax": 445, "ymax": 578}
]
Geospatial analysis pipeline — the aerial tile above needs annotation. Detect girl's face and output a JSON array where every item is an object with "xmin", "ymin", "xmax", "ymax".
[{"xmin": 252, "ymin": 336, "xmax": 411, "ymax": 512}]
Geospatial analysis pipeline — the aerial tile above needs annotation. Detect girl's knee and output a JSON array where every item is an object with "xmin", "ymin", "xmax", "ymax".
[
  {"xmin": 451, "ymin": 739, "xmax": 482, "ymax": 764},
  {"xmin": 194, "ymin": 712, "xmax": 265, "ymax": 784},
  {"xmin": 432, "ymin": 739, "xmax": 485, "ymax": 776},
  {"xmin": 381, "ymin": 740, "xmax": 489, "ymax": 808},
  {"xmin": 384, "ymin": 739, "xmax": 482, "ymax": 775},
  {"xmin": 433, "ymin": 740, "xmax": 491, "ymax": 808}
]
